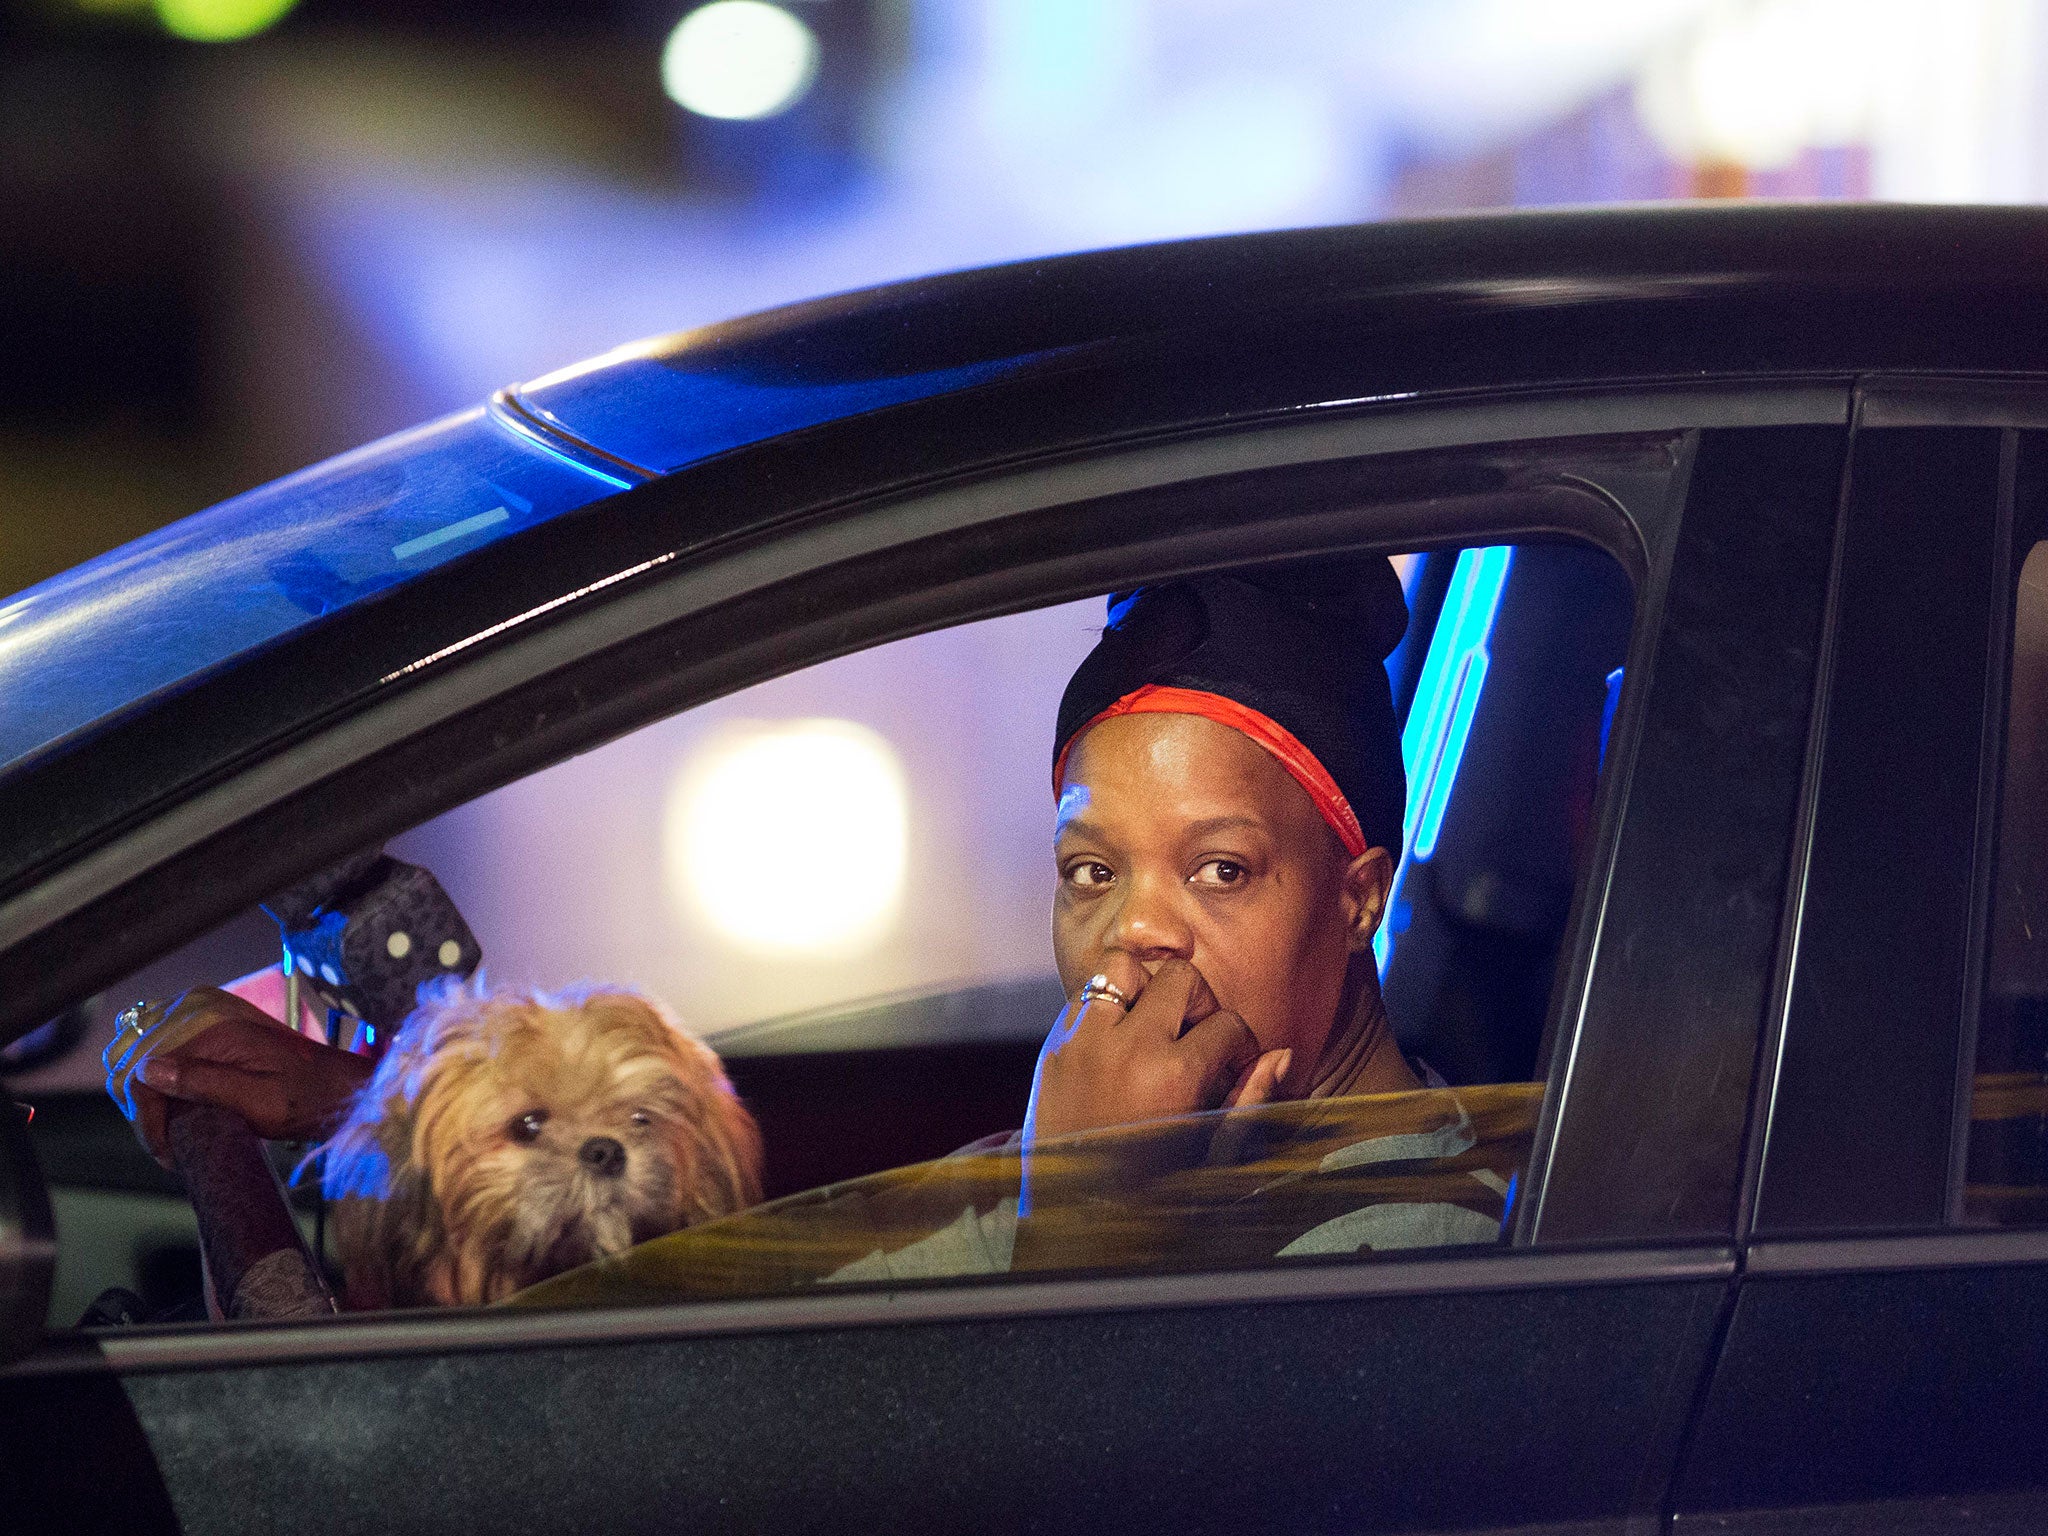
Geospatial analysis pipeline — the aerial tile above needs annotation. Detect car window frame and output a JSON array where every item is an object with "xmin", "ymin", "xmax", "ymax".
[
  {"xmin": 1, "ymin": 381, "xmax": 1855, "ymax": 1373},
  {"xmin": 0, "ymin": 383, "xmax": 1842, "ymax": 1039},
  {"xmin": 1747, "ymin": 378, "xmax": 2048, "ymax": 1254},
  {"xmin": 1527, "ymin": 421, "xmax": 1850, "ymax": 1246}
]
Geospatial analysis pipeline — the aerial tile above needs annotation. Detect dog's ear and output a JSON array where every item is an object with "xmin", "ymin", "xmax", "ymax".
[
  {"xmin": 620, "ymin": 1001, "xmax": 765, "ymax": 1223},
  {"xmin": 716, "ymin": 1087, "xmax": 765, "ymax": 1213},
  {"xmin": 372, "ymin": 1116, "xmax": 449, "ymax": 1308},
  {"xmin": 677, "ymin": 1072, "xmax": 764, "ymax": 1222}
]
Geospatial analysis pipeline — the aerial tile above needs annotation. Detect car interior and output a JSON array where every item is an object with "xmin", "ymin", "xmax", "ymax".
[{"xmin": 6, "ymin": 487, "xmax": 1643, "ymax": 1327}]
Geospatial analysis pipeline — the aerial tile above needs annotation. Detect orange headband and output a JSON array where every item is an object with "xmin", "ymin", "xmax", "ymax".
[{"xmin": 1052, "ymin": 684, "xmax": 1369, "ymax": 858}]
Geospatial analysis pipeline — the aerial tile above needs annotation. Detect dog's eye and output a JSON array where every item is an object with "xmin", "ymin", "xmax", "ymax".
[
  {"xmin": 509, "ymin": 1110, "xmax": 548, "ymax": 1144},
  {"xmin": 629, "ymin": 1111, "xmax": 652, "ymax": 1128}
]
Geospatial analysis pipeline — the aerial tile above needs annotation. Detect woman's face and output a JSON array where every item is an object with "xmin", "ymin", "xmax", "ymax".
[{"xmin": 1051, "ymin": 712, "xmax": 1388, "ymax": 1090}]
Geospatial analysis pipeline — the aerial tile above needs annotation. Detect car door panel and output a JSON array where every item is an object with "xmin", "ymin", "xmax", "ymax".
[
  {"xmin": 0, "ymin": 404, "xmax": 1852, "ymax": 1531},
  {"xmin": 1674, "ymin": 1252, "xmax": 2048, "ymax": 1530},
  {"xmin": 6, "ymin": 1267, "xmax": 1728, "ymax": 1536}
]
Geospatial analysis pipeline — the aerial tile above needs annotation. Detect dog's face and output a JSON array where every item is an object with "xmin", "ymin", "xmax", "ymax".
[{"xmin": 325, "ymin": 987, "xmax": 762, "ymax": 1309}]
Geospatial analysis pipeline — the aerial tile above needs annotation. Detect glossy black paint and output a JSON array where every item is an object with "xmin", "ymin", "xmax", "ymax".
[
  {"xmin": 1664, "ymin": 422, "xmax": 2048, "ymax": 1534},
  {"xmin": 42, "ymin": 1277, "xmax": 1724, "ymax": 1536},
  {"xmin": 520, "ymin": 205, "xmax": 2048, "ymax": 473},
  {"xmin": 1753, "ymin": 428, "xmax": 2005, "ymax": 1234},
  {"xmin": 1531, "ymin": 427, "xmax": 1845, "ymax": 1243},
  {"xmin": 1675, "ymin": 1261, "xmax": 2048, "ymax": 1523}
]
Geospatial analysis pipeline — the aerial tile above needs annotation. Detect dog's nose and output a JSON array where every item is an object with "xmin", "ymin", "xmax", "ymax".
[{"xmin": 579, "ymin": 1137, "xmax": 627, "ymax": 1178}]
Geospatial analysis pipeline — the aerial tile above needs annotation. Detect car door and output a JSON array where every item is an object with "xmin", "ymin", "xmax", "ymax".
[
  {"xmin": 1672, "ymin": 383, "xmax": 2048, "ymax": 1532},
  {"xmin": 0, "ymin": 393, "xmax": 1846, "ymax": 1536}
]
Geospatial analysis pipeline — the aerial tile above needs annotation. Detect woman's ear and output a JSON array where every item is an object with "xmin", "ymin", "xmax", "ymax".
[{"xmin": 1341, "ymin": 845, "xmax": 1396, "ymax": 952}]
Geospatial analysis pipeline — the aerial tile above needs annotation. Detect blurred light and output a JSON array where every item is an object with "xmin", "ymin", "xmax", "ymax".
[
  {"xmin": 1364, "ymin": 0, "xmax": 1717, "ymax": 160},
  {"xmin": 154, "ymin": 0, "xmax": 297, "ymax": 41},
  {"xmin": 1405, "ymin": 546, "xmax": 1514, "ymax": 865},
  {"xmin": 1376, "ymin": 546, "xmax": 1514, "ymax": 975},
  {"xmin": 974, "ymin": 0, "xmax": 1346, "ymax": 244},
  {"xmin": 1635, "ymin": 0, "xmax": 1885, "ymax": 170},
  {"xmin": 1600, "ymin": 667, "xmax": 1625, "ymax": 767},
  {"xmin": 662, "ymin": 1, "xmax": 821, "ymax": 121},
  {"xmin": 665, "ymin": 719, "xmax": 908, "ymax": 956}
]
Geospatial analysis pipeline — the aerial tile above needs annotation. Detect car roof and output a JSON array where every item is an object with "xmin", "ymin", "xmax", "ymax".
[{"xmin": 2, "ymin": 202, "xmax": 2046, "ymax": 927}]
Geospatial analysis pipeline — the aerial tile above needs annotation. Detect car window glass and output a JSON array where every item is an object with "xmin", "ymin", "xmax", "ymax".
[
  {"xmin": 21, "ymin": 435, "xmax": 1666, "ymax": 1326},
  {"xmin": 1966, "ymin": 538, "xmax": 2048, "ymax": 1226}
]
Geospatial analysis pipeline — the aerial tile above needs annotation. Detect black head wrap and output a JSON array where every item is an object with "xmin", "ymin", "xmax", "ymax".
[{"xmin": 1053, "ymin": 553, "xmax": 1410, "ymax": 856}]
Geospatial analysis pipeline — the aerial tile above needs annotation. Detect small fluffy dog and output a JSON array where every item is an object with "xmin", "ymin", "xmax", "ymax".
[{"xmin": 320, "ymin": 981, "xmax": 762, "ymax": 1309}]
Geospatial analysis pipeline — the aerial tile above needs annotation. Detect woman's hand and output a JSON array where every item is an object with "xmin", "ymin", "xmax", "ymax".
[
  {"xmin": 1023, "ymin": 956, "xmax": 1293, "ymax": 1145},
  {"xmin": 105, "ymin": 987, "xmax": 374, "ymax": 1169}
]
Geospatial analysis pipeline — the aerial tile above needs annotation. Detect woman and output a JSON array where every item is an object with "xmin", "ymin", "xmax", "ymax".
[
  {"xmin": 1025, "ymin": 553, "xmax": 1423, "ymax": 1155},
  {"xmin": 805, "ymin": 555, "xmax": 1510, "ymax": 1286}
]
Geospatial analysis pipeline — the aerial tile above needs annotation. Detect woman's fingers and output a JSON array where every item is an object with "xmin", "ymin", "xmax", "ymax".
[
  {"xmin": 129, "ymin": 1082, "xmax": 175, "ymax": 1170},
  {"xmin": 140, "ymin": 1050, "xmax": 286, "ymax": 1133},
  {"xmin": 1179, "ymin": 1006, "xmax": 1264, "ymax": 1102},
  {"xmin": 1077, "ymin": 952, "xmax": 1148, "ymax": 1016},
  {"xmin": 110, "ymin": 989, "xmax": 374, "ymax": 1161},
  {"xmin": 1224, "ymin": 1048, "xmax": 1293, "ymax": 1110},
  {"xmin": 1053, "ymin": 952, "xmax": 1150, "ymax": 1053},
  {"xmin": 1036, "ymin": 956, "xmax": 1287, "ymax": 1136},
  {"xmin": 1125, "ymin": 958, "xmax": 1205, "ymax": 1041}
]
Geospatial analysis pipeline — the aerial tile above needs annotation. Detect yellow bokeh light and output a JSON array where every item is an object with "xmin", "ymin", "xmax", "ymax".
[
  {"xmin": 154, "ymin": 0, "xmax": 299, "ymax": 43},
  {"xmin": 665, "ymin": 719, "xmax": 909, "ymax": 957}
]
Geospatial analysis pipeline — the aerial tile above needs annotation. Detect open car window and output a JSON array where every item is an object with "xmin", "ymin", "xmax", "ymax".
[
  {"xmin": 502, "ymin": 531, "xmax": 1634, "ymax": 1305},
  {"xmin": 22, "ymin": 432, "xmax": 1665, "ymax": 1325}
]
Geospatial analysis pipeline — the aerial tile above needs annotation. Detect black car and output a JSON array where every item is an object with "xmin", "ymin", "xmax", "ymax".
[{"xmin": 5, "ymin": 203, "xmax": 2048, "ymax": 1534}]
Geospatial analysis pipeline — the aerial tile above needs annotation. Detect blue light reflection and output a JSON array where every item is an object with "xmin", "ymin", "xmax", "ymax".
[
  {"xmin": 516, "ymin": 352, "xmax": 1060, "ymax": 477},
  {"xmin": 0, "ymin": 409, "xmax": 631, "ymax": 778},
  {"xmin": 1376, "ymin": 546, "xmax": 1514, "ymax": 974}
]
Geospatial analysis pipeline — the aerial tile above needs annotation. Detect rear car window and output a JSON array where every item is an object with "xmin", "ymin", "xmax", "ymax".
[{"xmin": 1966, "ymin": 537, "xmax": 2048, "ymax": 1225}]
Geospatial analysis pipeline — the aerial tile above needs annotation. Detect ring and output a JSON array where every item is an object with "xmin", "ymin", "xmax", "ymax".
[
  {"xmin": 1079, "ymin": 974, "xmax": 1132, "ymax": 1010},
  {"xmin": 105, "ymin": 999, "xmax": 163, "ymax": 1078}
]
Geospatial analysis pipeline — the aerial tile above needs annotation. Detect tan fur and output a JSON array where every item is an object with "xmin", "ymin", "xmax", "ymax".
[{"xmin": 319, "ymin": 982, "xmax": 762, "ymax": 1310}]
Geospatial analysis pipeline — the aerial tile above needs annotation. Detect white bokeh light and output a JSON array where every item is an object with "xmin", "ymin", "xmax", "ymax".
[
  {"xmin": 661, "ymin": 1, "xmax": 821, "ymax": 121},
  {"xmin": 1634, "ymin": 0, "xmax": 1915, "ymax": 172},
  {"xmin": 665, "ymin": 719, "xmax": 908, "ymax": 957}
]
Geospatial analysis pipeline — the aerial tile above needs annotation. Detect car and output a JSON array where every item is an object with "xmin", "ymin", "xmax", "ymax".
[{"xmin": 5, "ymin": 201, "xmax": 2048, "ymax": 1534}]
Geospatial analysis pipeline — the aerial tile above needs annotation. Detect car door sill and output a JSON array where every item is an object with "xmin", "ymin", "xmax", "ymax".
[{"xmin": 1746, "ymin": 1228, "xmax": 2048, "ymax": 1275}]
